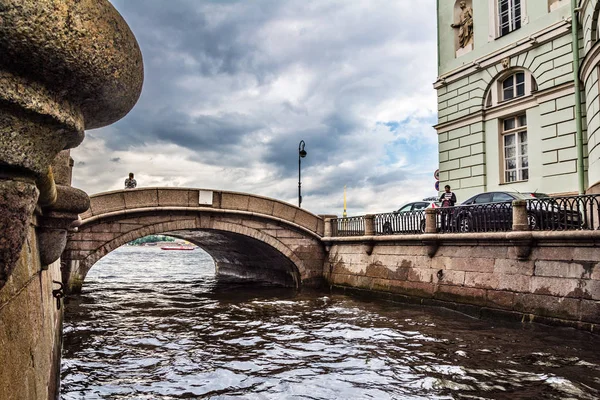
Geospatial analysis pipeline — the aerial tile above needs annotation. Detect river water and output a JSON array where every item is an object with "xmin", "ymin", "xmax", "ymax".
[{"xmin": 61, "ymin": 246, "xmax": 600, "ymax": 399}]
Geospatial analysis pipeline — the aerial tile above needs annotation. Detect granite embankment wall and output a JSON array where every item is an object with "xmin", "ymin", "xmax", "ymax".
[
  {"xmin": 325, "ymin": 232, "xmax": 600, "ymax": 332},
  {"xmin": 0, "ymin": 225, "xmax": 63, "ymax": 399}
]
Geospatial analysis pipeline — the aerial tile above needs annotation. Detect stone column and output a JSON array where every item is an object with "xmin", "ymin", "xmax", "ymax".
[
  {"xmin": 364, "ymin": 214, "xmax": 375, "ymax": 236},
  {"xmin": 324, "ymin": 218, "xmax": 333, "ymax": 237},
  {"xmin": 424, "ymin": 208, "xmax": 438, "ymax": 233},
  {"xmin": 319, "ymin": 214, "xmax": 337, "ymax": 238},
  {"xmin": 512, "ymin": 199, "xmax": 529, "ymax": 231}
]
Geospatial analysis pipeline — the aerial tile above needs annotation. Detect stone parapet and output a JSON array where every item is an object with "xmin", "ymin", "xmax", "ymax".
[{"xmin": 82, "ymin": 188, "xmax": 324, "ymax": 236}]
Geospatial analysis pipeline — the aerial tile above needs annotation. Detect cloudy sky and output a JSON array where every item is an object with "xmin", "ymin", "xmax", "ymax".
[{"xmin": 71, "ymin": 0, "xmax": 439, "ymax": 216}]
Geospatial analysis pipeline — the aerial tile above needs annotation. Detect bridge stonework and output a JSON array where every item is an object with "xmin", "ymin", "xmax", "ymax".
[{"xmin": 63, "ymin": 188, "xmax": 327, "ymax": 293}]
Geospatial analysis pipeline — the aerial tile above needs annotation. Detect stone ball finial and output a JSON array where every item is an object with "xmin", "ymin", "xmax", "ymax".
[
  {"xmin": 0, "ymin": 0, "xmax": 144, "ymax": 131},
  {"xmin": 0, "ymin": 0, "xmax": 144, "ymax": 289}
]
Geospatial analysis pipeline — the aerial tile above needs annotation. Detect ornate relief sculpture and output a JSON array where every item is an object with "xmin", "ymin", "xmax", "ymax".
[{"xmin": 451, "ymin": 1, "xmax": 473, "ymax": 49}]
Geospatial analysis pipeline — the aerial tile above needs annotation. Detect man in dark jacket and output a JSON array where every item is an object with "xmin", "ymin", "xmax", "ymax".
[
  {"xmin": 439, "ymin": 185, "xmax": 457, "ymax": 207},
  {"xmin": 439, "ymin": 185, "xmax": 457, "ymax": 231}
]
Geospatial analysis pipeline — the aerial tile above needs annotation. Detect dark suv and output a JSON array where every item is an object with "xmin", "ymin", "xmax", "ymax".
[{"xmin": 451, "ymin": 191, "xmax": 582, "ymax": 232}]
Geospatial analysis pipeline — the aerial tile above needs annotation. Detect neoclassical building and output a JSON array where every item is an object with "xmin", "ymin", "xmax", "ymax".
[{"xmin": 435, "ymin": 0, "xmax": 600, "ymax": 200}]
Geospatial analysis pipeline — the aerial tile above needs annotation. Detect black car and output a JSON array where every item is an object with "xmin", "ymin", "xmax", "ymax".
[{"xmin": 450, "ymin": 191, "xmax": 583, "ymax": 232}]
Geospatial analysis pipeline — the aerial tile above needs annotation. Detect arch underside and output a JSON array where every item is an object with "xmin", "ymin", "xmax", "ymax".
[{"xmin": 166, "ymin": 229, "xmax": 300, "ymax": 287}]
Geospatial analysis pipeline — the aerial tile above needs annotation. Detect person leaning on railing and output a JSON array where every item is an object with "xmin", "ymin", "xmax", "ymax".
[{"xmin": 439, "ymin": 185, "xmax": 457, "ymax": 231}]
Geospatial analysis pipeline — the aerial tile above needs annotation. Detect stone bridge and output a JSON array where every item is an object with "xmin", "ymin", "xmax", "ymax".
[{"xmin": 62, "ymin": 188, "xmax": 327, "ymax": 293}]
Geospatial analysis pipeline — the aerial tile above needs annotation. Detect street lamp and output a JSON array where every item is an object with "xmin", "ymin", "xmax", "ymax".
[{"xmin": 298, "ymin": 140, "xmax": 307, "ymax": 207}]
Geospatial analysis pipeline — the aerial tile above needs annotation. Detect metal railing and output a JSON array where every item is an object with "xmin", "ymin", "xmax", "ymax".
[
  {"xmin": 374, "ymin": 210, "xmax": 425, "ymax": 235},
  {"xmin": 330, "ymin": 216, "xmax": 365, "ymax": 237},
  {"xmin": 326, "ymin": 194, "xmax": 600, "ymax": 237},
  {"xmin": 437, "ymin": 202, "xmax": 513, "ymax": 233},
  {"xmin": 526, "ymin": 194, "xmax": 600, "ymax": 231}
]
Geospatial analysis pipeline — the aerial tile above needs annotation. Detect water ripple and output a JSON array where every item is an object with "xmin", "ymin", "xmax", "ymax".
[{"xmin": 61, "ymin": 246, "xmax": 600, "ymax": 399}]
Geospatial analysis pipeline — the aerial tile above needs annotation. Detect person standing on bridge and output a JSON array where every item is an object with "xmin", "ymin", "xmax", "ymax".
[{"xmin": 124, "ymin": 172, "xmax": 137, "ymax": 189}]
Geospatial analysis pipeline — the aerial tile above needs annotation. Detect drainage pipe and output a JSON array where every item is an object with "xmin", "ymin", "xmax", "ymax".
[
  {"xmin": 437, "ymin": 0, "xmax": 441, "ymax": 72},
  {"xmin": 571, "ymin": 0, "xmax": 585, "ymax": 194}
]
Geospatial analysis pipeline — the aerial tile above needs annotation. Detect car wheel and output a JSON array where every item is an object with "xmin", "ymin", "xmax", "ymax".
[
  {"xmin": 420, "ymin": 220, "xmax": 426, "ymax": 233},
  {"xmin": 527, "ymin": 212, "xmax": 538, "ymax": 230},
  {"xmin": 458, "ymin": 216, "xmax": 472, "ymax": 233},
  {"xmin": 383, "ymin": 222, "xmax": 392, "ymax": 234}
]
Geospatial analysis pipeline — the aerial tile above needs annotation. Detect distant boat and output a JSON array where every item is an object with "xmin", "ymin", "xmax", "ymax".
[{"xmin": 160, "ymin": 245, "xmax": 196, "ymax": 251}]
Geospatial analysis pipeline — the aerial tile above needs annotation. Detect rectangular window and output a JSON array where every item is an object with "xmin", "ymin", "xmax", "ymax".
[
  {"xmin": 502, "ymin": 114, "xmax": 528, "ymax": 182},
  {"xmin": 499, "ymin": 0, "xmax": 521, "ymax": 36}
]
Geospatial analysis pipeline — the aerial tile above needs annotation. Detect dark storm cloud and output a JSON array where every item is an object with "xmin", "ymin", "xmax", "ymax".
[
  {"xmin": 263, "ymin": 111, "xmax": 363, "ymax": 169},
  {"xmin": 112, "ymin": 0, "xmax": 278, "ymax": 76},
  {"xmin": 104, "ymin": 108, "xmax": 265, "ymax": 159},
  {"xmin": 75, "ymin": 0, "xmax": 439, "ymax": 214}
]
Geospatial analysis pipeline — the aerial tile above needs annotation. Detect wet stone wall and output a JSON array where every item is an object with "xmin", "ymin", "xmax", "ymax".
[
  {"xmin": 325, "ymin": 236, "xmax": 600, "ymax": 332},
  {"xmin": 0, "ymin": 225, "xmax": 63, "ymax": 400}
]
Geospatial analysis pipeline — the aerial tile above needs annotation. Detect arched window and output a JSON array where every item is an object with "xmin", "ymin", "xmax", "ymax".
[
  {"xmin": 501, "ymin": 71, "xmax": 525, "ymax": 100},
  {"xmin": 484, "ymin": 69, "xmax": 537, "ymax": 109},
  {"xmin": 483, "ymin": 69, "xmax": 537, "ymax": 184}
]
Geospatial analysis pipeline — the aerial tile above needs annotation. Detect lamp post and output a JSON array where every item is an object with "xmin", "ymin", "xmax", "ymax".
[{"xmin": 298, "ymin": 140, "xmax": 307, "ymax": 208}]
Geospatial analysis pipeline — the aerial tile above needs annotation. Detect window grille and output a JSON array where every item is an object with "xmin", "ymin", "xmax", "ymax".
[{"xmin": 498, "ymin": 0, "xmax": 521, "ymax": 36}]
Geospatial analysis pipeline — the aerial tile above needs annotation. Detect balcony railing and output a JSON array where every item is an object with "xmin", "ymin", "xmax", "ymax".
[{"xmin": 325, "ymin": 194, "xmax": 600, "ymax": 237}]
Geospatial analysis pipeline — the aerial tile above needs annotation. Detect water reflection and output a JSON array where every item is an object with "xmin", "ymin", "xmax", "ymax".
[{"xmin": 61, "ymin": 246, "xmax": 600, "ymax": 399}]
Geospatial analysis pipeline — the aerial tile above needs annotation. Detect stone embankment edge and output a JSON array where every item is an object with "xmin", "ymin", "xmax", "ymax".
[{"xmin": 331, "ymin": 285, "xmax": 598, "ymax": 334}]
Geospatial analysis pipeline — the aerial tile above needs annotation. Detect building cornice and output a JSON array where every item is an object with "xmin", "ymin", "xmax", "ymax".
[
  {"xmin": 434, "ymin": 19, "xmax": 572, "ymax": 89},
  {"xmin": 434, "ymin": 111, "xmax": 483, "ymax": 132},
  {"xmin": 434, "ymin": 82, "xmax": 574, "ymax": 132}
]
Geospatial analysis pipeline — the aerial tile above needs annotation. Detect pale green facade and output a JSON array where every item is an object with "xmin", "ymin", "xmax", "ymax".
[{"xmin": 436, "ymin": 0, "xmax": 600, "ymax": 200}]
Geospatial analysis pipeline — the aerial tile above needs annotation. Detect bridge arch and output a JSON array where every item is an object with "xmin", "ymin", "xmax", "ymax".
[{"xmin": 62, "ymin": 188, "xmax": 326, "ymax": 293}]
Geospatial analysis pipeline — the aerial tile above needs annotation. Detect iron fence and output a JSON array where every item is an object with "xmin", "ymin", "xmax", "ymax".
[
  {"xmin": 331, "ymin": 216, "xmax": 365, "ymax": 237},
  {"xmin": 526, "ymin": 194, "xmax": 600, "ymax": 231},
  {"xmin": 374, "ymin": 210, "xmax": 425, "ymax": 235},
  {"xmin": 437, "ymin": 202, "xmax": 513, "ymax": 233},
  {"xmin": 328, "ymin": 194, "xmax": 600, "ymax": 237}
]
